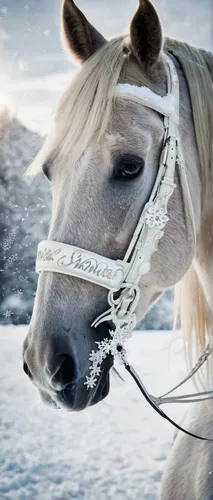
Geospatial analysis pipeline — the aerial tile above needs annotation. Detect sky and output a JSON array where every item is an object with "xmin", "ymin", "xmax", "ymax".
[{"xmin": 0, "ymin": 0, "xmax": 212, "ymax": 134}]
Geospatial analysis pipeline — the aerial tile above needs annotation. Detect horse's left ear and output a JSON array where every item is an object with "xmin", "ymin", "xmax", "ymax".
[
  {"xmin": 130, "ymin": 0, "xmax": 163, "ymax": 70},
  {"xmin": 61, "ymin": 0, "xmax": 107, "ymax": 64}
]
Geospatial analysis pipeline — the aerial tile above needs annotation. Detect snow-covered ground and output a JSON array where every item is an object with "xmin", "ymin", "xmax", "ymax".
[{"xmin": 0, "ymin": 327, "xmax": 193, "ymax": 500}]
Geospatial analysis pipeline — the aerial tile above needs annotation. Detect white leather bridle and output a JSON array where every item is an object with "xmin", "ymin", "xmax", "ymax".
[{"xmin": 36, "ymin": 55, "xmax": 213, "ymax": 440}]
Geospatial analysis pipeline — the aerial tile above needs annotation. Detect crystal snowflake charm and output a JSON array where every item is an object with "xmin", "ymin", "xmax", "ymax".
[
  {"xmin": 85, "ymin": 312, "xmax": 136, "ymax": 389},
  {"xmin": 144, "ymin": 204, "xmax": 169, "ymax": 229}
]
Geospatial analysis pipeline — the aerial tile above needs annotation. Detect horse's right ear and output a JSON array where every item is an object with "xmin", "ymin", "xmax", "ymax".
[
  {"xmin": 61, "ymin": 0, "xmax": 107, "ymax": 64},
  {"xmin": 130, "ymin": 0, "xmax": 163, "ymax": 70}
]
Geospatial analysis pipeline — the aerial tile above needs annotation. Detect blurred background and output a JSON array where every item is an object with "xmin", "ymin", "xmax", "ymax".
[{"xmin": 0, "ymin": 0, "xmax": 212, "ymax": 326}]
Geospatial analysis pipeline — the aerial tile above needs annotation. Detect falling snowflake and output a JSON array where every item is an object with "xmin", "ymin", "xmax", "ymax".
[
  {"xmin": 44, "ymin": 29, "xmax": 50, "ymax": 37},
  {"xmin": 24, "ymin": 4, "xmax": 29, "ymax": 8},
  {"xmin": 2, "ymin": 229, "xmax": 16, "ymax": 251},
  {"xmin": 3, "ymin": 310, "xmax": 12, "ymax": 319},
  {"xmin": 7, "ymin": 254, "xmax": 18, "ymax": 265},
  {"xmin": 19, "ymin": 276, "xmax": 29, "ymax": 284},
  {"xmin": 1, "ymin": 7, "xmax": 8, "ymax": 14},
  {"xmin": 18, "ymin": 59, "xmax": 28, "ymax": 72},
  {"xmin": 14, "ymin": 289, "xmax": 23, "ymax": 298},
  {"xmin": 27, "ymin": 314, "xmax": 31, "ymax": 323}
]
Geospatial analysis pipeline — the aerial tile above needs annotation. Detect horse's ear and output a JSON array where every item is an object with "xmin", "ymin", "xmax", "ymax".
[
  {"xmin": 61, "ymin": 0, "xmax": 107, "ymax": 64},
  {"xmin": 130, "ymin": 0, "xmax": 163, "ymax": 70}
]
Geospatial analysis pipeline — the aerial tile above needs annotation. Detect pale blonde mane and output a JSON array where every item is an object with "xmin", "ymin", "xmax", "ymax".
[
  {"xmin": 27, "ymin": 36, "xmax": 131, "ymax": 176},
  {"xmin": 167, "ymin": 38, "xmax": 213, "ymax": 385},
  {"xmin": 165, "ymin": 38, "xmax": 213, "ymax": 200}
]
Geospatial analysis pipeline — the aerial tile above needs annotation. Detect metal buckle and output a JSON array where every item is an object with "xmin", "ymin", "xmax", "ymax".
[{"xmin": 91, "ymin": 285, "xmax": 140, "ymax": 329}]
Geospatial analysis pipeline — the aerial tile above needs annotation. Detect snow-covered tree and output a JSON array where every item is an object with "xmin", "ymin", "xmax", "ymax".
[{"xmin": 0, "ymin": 107, "xmax": 51, "ymax": 324}]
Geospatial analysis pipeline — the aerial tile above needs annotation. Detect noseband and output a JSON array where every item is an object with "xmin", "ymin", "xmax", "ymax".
[{"xmin": 36, "ymin": 54, "xmax": 213, "ymax": 441}]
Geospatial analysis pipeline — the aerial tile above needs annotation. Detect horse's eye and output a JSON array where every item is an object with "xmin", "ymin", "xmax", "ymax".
[
  {"xmin": 42, "ymin": 162, "xmax": 51, "ymax": 181},
  {"xmin": 114, "ymin": 154, "xmax": 144, "ymax": 180}
]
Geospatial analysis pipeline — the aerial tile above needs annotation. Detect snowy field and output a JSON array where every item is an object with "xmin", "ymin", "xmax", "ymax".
[{"xmin": 0, "ymin": 327, "xmax": 193, "ymax": 500}]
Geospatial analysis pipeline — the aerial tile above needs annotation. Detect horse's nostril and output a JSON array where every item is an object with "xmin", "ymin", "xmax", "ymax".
[
  {"xmin": 23, "ymin": 361, "xmax": 33, "ymax": 379},
  {"xmin": 51, "ymin": 355, "xmax": 76, "ymax": 390},
  {"xmin": 59, "ymin": 356, "xmax": 76, "ymax": 384}
]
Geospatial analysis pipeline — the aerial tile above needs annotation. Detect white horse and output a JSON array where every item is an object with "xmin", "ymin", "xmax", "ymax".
[{"xmin": 23, "ymin": 1, "xmax": 213, "ymax": 497}]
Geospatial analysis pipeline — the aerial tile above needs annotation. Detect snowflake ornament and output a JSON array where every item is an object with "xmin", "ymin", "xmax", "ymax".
[
  {"xmin": 144, "ymin": 204, "xmax": 169, "ymax": 229},
  {"xmin": 84, "ymin": 376, "xmax": 97, "ymax": 389},
  {"xmin": 90, "ymin": 364, "xmax": 102, "ymax": 377},
  {"xmin": 85, "ymin": 312, "xmax": 136, "ymax": 389},
  {"xmin": 89, "ymin": 350, "xmax": 104, "ymax": 364}
]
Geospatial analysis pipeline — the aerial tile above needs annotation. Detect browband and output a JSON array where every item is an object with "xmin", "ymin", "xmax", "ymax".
[{"xmin": 116, "ymin": 83, "xmax": 177, "ymax": 119}]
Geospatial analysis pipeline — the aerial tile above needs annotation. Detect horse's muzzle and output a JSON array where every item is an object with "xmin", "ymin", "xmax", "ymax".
[{"xmin": 39, "ymin": 371, "xmax": 110, "ymax": 411}]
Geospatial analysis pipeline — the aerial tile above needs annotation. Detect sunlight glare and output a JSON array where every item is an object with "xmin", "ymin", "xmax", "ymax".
[{"xmin": 0, "ymin": 91, "xmax": 11, "ymax": 110}]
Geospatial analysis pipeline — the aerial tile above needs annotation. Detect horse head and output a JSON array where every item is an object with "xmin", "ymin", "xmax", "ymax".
[{"xmin": 23, "ymin": 0, "xmax": 197, "ymax": 411}]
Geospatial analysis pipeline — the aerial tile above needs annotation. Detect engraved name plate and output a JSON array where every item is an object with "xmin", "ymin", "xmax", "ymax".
[{"xmin": 36, "ymin": 241, "xmax": 128, "ymax": 291}]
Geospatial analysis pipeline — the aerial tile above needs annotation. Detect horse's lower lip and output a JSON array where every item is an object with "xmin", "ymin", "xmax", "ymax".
[
  {"xmin": 91, "ymin": 379, "xmax": 109, "ymax": 405},
  {"xmin": 60, "ymin": 376, "xmax": 110, "ymax": 411},
  {"xmin": 39, "ymin": 356, "xmax": 112, "ymax": 411},
  {"xmin": 39, "ymin": 389, "xmax": 61, "ymax": 409},
  {"xmin": 39, "ymin": 378, "xmax": 109, "ymax": 411},
  {"xmin": 49, "ymin": 370, "xmax": 109, "ymax": 411},
  {"xmin": 57, "ymin": 356, "xmax": 112, "ymax": 411}
]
